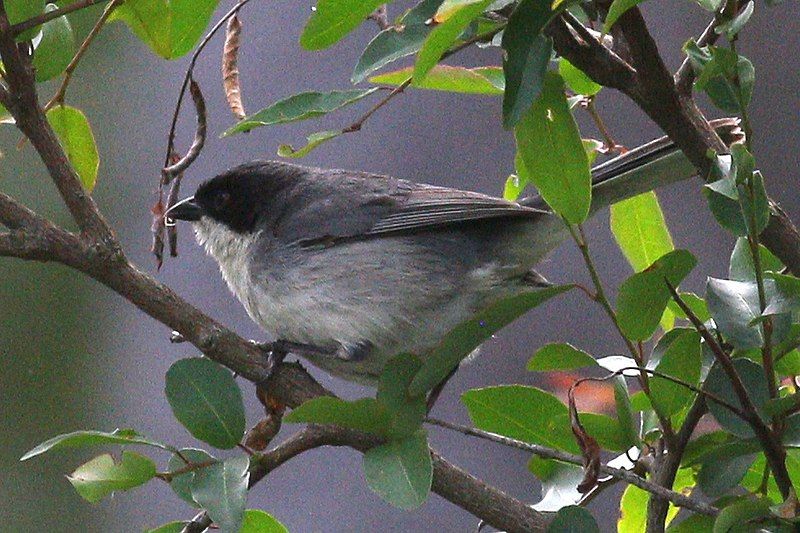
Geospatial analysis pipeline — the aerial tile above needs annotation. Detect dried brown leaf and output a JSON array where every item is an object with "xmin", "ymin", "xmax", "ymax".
[
  {"xmin": 223, "ymin": 15, "xmax": 246, "ymax": 120},
  {"xmin": 569, "ymin": 384, "xmax": 601, "ymax": 493}
]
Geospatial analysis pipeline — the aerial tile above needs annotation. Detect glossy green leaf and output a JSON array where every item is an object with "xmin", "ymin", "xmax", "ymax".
[
  {"xmin": 729, "ymin": 238, "xmax": 783, "ymax": 281},
  {"xmin": 223, "ymin": 89, "xmax": 379, "ymax": 136},
  {"xmin": 363, "ymin": 430, "xmax": 432, "ymax": 509},
  {"xmin": 610, "ymin": 191, "xmax": 674, "ymax": 272},
  {"xmin": 501, "ymin": 0, "xmax": 555, "ymax": 128},
  {"xmin": 528, "ymin": 458, "xmax": 584, "ymax": 511},
  {"xmin": 32, "ymin": 3, "xmax": 75, "ymax": 82},
  {"xmin": 527, "ymin": 342, "xmax": 597, "ymax": 371},
  {"xmin": 515, "ymin": 72, "xmax": 591, "ymax": 224},
  {"xmin": 558, "ymin": 58, "xmax": 601, "ymax": 96},
  {"xmin": 240, "ymin": 510, "xmax": 289, "ymax": 533},
  {"xmin": 168, "ymin": 448, "xmax": 216, "ymax": 507},
  {"xmin": 705, "ymin": 177, "xmax": 748, "ymax": 235},
  {"xmin": 713, "ymin": 497, "xmax": 771, "ymax": 533},
  {"xmin": 7, "ymin": 0, "xmax": 45, "ymax": 41},
  {"xmin": 696, "ymin": 441, "xmax": 758, "ymax": 496},
  {"xmin": 651, "ymin": 330, "xmax": 701, "ymax": 418},
  {"xmin": 68, "ymin": 451, "xmax": 156, "ymax": 503},
  {"xmin": 301, "ymin": 0, "xmax": 386, "ymax": 50},
  {"xmin": 604, "ymin": 0, "xmax": 647, "ymax": 32},
  {"xmin": 413, "ymin": 0, "xmax": 492, "ymax": 83},
  {"xmin": 370, "ymin": 65, "xmax": 503, "ymax": 94},
  {"xmin": 705, "ymin": 358, "xmax": 769, "ymax": 438},
  {"xmin": 277, "ymin": 130, "xmax": 342, "ymax": 159},
  {"xmin": 111, "ymin": 0, "xmax": 221, "ymax": 59},
  {"xmin": 351, "ymin": 0, "xmax": 442, "ymax": 83},
  {"xmin": 46, "ymin": 105, "xmax": 99, "ymax": 192},
  {"xmin": 546, "ymin": 505, "xmax": 599, "ymax": 532},
  {"xmin": 190, "ymin": 456, "xmax": 250, "ymax": 533},
  {"xmin": 462, "ymin": 385, "xmax": 577, "ymax": 452},
  {"xmin": 616, "ymin": 250, "xmax": 697, "ymax": 341},
  {"xmin": 165, "ymin": 357, "xmax": 245, "ymax": 450},
  {"xmin": 21, "ymin": 428, "xmax": 169, "ymax": 461},
  {"xmin": 410, "ymin": 284, "xmax": 572, "ymax": 395},
  {"xmin": 715, "ymin": 1, "xmax": 754, "ymax": 40},
  {"xmin": 614, "ymin": 376, "xmax": 639, "ymax": 448},
  {"xmin": 706, "ymin": 277, "xmax": 790, "ymax": 350},
  {"xmin": 684, "ymin": 41, "xmax": 754, "ymax": 113},
  {"xmin": 764, "ymin": 272, "xmax": 800, "ymax": 316},
  {"xmin": 285, "ymin": 397, "xmax": 392, "ymax": 436}
]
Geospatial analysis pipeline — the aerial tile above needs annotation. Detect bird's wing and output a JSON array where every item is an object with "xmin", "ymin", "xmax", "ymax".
[{"xmin": 276, "ymin": 174, "xmax": 548, "ymax": 247}]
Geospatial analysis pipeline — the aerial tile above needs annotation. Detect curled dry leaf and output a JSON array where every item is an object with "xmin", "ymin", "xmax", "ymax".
[
  {"xmin": 162, "ymin": 79, "xmax": 207, "ymax": 181},
  {"xmin": 568, "ymin": 383, "xmax": 601, "ymax": 493},
  {"xmin": 223, "ymin": 15, "xmax": 246, "ymax": 120}
]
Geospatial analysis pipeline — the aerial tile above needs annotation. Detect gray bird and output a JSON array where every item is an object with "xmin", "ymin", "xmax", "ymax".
[{"xmin": 167, "ymin": 120, "xmax": 739, "ymax": 386}]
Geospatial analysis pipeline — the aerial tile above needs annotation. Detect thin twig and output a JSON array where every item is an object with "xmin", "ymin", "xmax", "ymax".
[
  {"xmin": 163, "ymin": 0, "xmax": 252, "ymax": 167},
  {"xmin": 11, "ymin": 0, "xmax": 112, "ymax": 37},
  {"xmin": 44, "ymin": 0, "xmax": 123, "ymax": 111},
  {"xmin": 584, "ymin": 96, "xmax": 625, "ymax": 154},
  {"xmin": 425, "ymin": 417, "xmax": 718, "ymax": 517},
  {"xmin": 162, "ymin": 79, "xmax": 207, "ymax": 181}
]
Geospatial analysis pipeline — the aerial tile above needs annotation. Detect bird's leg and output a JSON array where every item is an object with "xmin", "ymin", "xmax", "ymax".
[{"xmin": 426, "ymin": 364, "xmax": 460, "ymax": 414}]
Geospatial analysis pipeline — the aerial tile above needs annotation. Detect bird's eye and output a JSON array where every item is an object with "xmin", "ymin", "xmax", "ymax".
[{"xmin": 213, "ymin": 191, "xmax": 231, "ymax": 210}]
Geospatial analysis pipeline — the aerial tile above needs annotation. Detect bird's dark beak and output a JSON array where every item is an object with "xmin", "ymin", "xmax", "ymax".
[{"xmin": 165, "ymin": 196, "xmax": 203, "ymax": 222}]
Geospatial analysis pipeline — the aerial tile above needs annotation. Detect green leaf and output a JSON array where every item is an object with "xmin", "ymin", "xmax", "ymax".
[
  {"xmin": 765, "ymin": 272, "xmax": 800, "ymax": 316},
  {"xmin": 20, "ymin": 428, "xmax": 169, "ymax": 461},
  {"xmin": 729, "ymin": 238, "xmax": 783, "ymax": 281},
  {"xmin": 667, "ymin": 514, "xmax": 715, "ymax": 532},
  {"xmin": 527, "ymin": 342, "xmax": 597, "ymax": 371},
  {"xmin": 619, "ymin": 468, "xmax": 693, "ymax": 532},
  {"xmin": 614, "ymin": 376, "xmax": 640, "ymax": 448},
  {"xmin": 616, "ymin": 250, "xmax": 697, "ymax": 341},
  {"xmin": 558, "ymin": 58, "xmax": 601, "ymax": 96},
  {"xmin": 67, "ymin": 451, "xmax": 156, "ymax": 503},
  {"xmin": 165, "ymin": 357, "xmax": 246, "ymax": 450},
  {"xmin": 666, "ymin": 292, "xmax": 711, "ymax": 323},
  {"xmin": 705, "ymin": 358, "xmax": 769, "ymax": 438},
  {"xmin": 705, "ymin": 175, "xmax": 748, "ymax": 236},
  {"xmin": 529, "ymin": 458, "xmax": 584, "ymax": 511},
  {"xmin": 610, "ymin": 191, "xmax": 674, "ymax": 272},
  {"xmin": 462, "ymin": 385, "xmax": 577, "ymax": 452},
  {"xmin": 111, "ymin": 0, "xmax": 221, "ymax": 59},
  {"xmin": 301, "ymin": 0, "xmax": 387, "ymax": 50},
  {"xmin": 145, "ymin": 522, "xmax": 187, "ymax": 533},
  {"xmin": 706, "ymin": 277, "xmax": 790, "ymax": 350},
  {"xmin": 715, "ymin": 1, "xmax": 754, "ymax": 40},
  {"xmin": 370, "ymin": 65, "xmax": 504, "ymax": 95},
  {"xmin": 684, "ymin": 41, "xmax": 754, "ymax": 113},
  {"xmin": 515, "ymin": 72, "xmax": 591, "ymax": 224},
  {"xmin": 713, "ymin": 497, "xmax": 771, "ymax": 533},
  {"xmin": 277, "ymin": 130, "xmax": 342, "ymax": 159},
  {"xmin": 351, "ymin": 0, "xmax": 442, "ymax": 83},
  {"xmin": 363, "ymin": 430, "xmax": 432, "ymax": 509},
  {"xmin": 168, "ymin": 448, "xmax": 216, "ymax": 507},
  {"xmin": 650, "ymin": 330, "xmax": 701, "ymax": 418},
  {"xmin": 413, "ymin": 0, "xmax": 493, "ymax": 83},
  {"xmin": 501, "ymin": 0, "xmax": 555, "ymax": 128},
  {"xmin": 190, "ymin": 456, "xmax": 250, "ymax": 533},
  {"xmin": 240, "ymin": 510, "xmax": 289, "ymax": 533},
  {"xmin": 285, "ymin": 397, "xmax": 391, "ymax": 435},
  {"xmin": 222, "ymin": 89, "xmax": 379, "ymax": 136},
  {"xmin": 603, "ymin": 0, "xmax": 647, "ymax": 32},
  {"xmin": 6, "ymin": 0, "xmax": 45, "ymax": 41},
  {"xmin": 32, "ymin": 3, "xmax": 75, "ymax": 82},
  {"xmin": 503, "ymin": 173, "xmax": 525, "ymax": 201},
  {"xmin": 547, "ymin": 505, "xmax": 599, "ymax": 532},
  {"xmin": 696, "ymin": 441, "xmax": 758, "ymax": 496},
  {"xmin": 410, "ymin": 284, "xmax": 572, "ymax": 395},
  {"xmin": 377, "ymin": 354, "xmax": 427, "ymax": 439},
  {"xmin": 46, "ymin": 105, "xmax": 99, "ymax": 192},
  {"xmin": 694, "ymin": 0, "xmax": 723, "ymax": 10}
]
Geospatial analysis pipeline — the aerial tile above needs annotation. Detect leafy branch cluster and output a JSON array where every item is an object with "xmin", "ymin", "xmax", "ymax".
[{"xmin": 1, "ymin": 0, "xmax": 800, "ymax": 532}]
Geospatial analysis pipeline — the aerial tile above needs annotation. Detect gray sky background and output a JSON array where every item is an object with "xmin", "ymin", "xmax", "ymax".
[{"xmin": 1, "ymin": 1, "xmax": 799, "ymax": 531}]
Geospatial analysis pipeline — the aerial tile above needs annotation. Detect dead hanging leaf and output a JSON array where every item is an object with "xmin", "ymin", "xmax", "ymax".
[
  {"xmin": 150, "ymin": 198, "xmax": 166, "ymax": 269},
  {"xmin": 568, "ymin": 382, "xmax": 601, "ymax": 493},
  {"xmin": 223, "ymin": 15, "xmax": 246, "ymax": 120}
]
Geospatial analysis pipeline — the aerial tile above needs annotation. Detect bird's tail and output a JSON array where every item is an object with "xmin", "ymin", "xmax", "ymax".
[{"xmin": 519, "ymin": 117, "xmax": 744, "ymax": 213}]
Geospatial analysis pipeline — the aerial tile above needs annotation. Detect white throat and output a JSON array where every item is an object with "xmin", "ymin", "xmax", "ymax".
[{"xmin": 193, "ymin": 217, "xmax": 258, "ymax": 308}]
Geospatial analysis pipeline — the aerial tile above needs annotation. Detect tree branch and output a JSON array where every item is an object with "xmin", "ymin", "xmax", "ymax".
[
  {"xmin": 0, "ymin": 7, "xmax": 118, "ymax": 247},
  {"xmin": 11, "ymin": 0, "xmax": 111, "ymax": 37}
]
